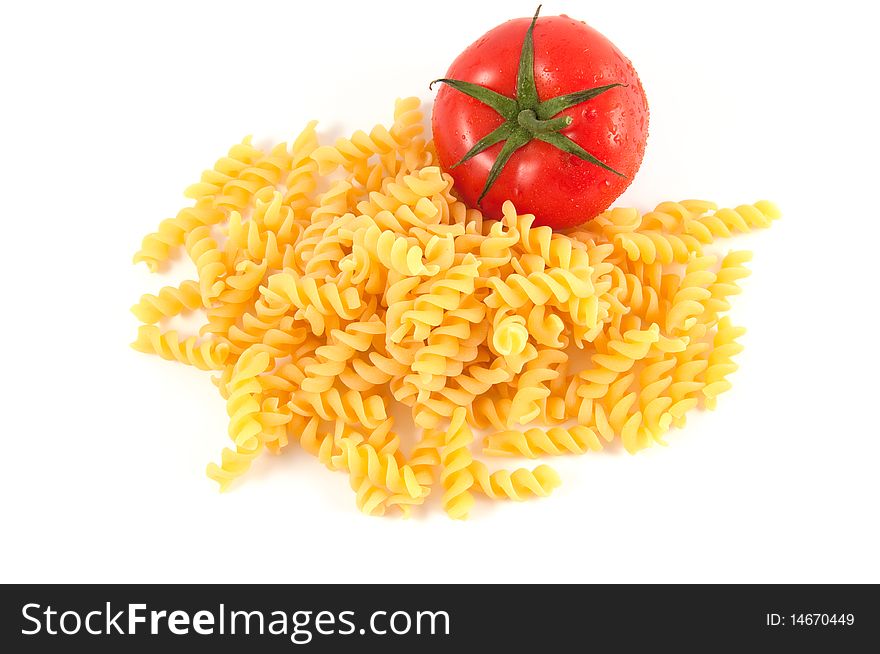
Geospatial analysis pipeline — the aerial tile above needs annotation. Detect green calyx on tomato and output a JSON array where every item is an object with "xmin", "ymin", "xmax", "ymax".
[{"xmin": 430, "ymin": 5, "xmax": 626, "ymax": 205}]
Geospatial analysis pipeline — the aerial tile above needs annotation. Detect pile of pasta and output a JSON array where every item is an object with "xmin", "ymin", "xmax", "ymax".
[{"xmin": 131, "ymin": 97, "xmax": 779, "ymax": 518}]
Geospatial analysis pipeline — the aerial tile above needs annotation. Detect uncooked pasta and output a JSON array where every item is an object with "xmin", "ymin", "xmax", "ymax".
[{"xmin": 131, "ymin": 97, "xmax": 779, "ymax": 518}]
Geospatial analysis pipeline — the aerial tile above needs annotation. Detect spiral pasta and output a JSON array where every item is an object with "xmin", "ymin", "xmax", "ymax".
[
  {"xmin": 441, "ymin": 408, "xmax": 476, "ymax": 519},
  {"xmin": 131, "ymin": 325, "xmax": 230, "ymax": 370},
  {"xmin": 469, "ymin": 461, "xmax": 561, "ymax": 501},
  {"xmin": 131, "ymin": 280, "xmax": 202, "ymax": 324},
  {"xmin": 131, "ymin": 97, "xmax": 778, "ymax": 517}
]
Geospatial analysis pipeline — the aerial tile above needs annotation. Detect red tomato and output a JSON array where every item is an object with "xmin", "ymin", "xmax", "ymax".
[{"xmin": 432, "ymin": 10, "xmax": 649, "ymax": 229}]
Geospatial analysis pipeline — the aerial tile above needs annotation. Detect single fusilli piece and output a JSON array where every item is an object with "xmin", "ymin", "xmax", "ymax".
[
  {"xmin": 469, "ymin": 461, "xmax": 561, "ymax": 501},
  {"xmin": 131, "ymin": 325, "xmax": 230, "ymax": 370},
  {"xmin": 440, "ymin": 408, "xmax": 476, "ymax": 519},
  {"xmin": 131, "ymin": 280, "xmax": 202, "ymax": 324}
]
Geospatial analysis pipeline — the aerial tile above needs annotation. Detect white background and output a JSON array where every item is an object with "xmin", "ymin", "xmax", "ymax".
[{"xmin": 1, "ymin": 0, "xmax": 878, "ymax": 584}]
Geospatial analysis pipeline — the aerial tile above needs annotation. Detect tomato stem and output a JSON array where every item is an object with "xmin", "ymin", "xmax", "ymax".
[{"xmin": 517, "ymin": 109, "xmax": 572, "ymax": 133}]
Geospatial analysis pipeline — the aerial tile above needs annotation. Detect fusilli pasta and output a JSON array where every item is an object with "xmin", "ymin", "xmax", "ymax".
[{"xmin": 131, "ymin": 98, "xmax": 779, "ymax": 517}]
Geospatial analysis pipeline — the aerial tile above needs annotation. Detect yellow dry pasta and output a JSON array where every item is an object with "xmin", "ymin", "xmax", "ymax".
[
  {"xmin": 131, "ymin": 280, "xmax": 202, "ymax": 324},
  {"xmin": 131, "ymin": 97, "xmax": 779, "ymax": 517}
]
